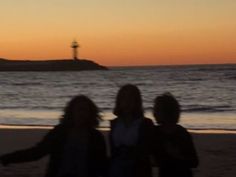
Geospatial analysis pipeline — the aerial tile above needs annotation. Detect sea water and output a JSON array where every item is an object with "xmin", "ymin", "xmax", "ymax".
[{"xmin": 0, "ymin": 64, "xmax": 235, "ymax": 130}]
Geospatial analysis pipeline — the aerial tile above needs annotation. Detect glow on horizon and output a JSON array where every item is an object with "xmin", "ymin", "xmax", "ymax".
[{"xmin": 0, "ymin": 0, "xmax": 236, "ymax": 66}]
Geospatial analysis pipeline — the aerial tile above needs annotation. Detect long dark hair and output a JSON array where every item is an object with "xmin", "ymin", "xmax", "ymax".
[
  {"xmin": 60, "ymin": 95, "xmax": 100, "ymax": 128},
  {"xmin": 113, "ymin": 84, "xmax": 144, "ymax": 119}
]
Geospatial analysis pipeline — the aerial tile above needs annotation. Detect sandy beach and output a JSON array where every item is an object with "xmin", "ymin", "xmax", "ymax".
[{"xmin": 0, "ymin": 126, "xmax": 236, "ymax": 177}]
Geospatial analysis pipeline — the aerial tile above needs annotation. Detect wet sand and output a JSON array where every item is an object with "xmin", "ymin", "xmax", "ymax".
[{"xmin": 0, "ymin": 126, "xmax": 236, "ymax": 177}]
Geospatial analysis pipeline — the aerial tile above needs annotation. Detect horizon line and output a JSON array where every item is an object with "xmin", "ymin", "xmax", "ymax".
[{"xmin": 1, "ymin": 57, "xmax": 236, "ymax": 67}]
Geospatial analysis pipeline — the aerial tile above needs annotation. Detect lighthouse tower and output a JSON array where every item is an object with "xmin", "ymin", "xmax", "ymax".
[{"xmin": 71, "ymin": 40, "xmax": 79, "ymax": 60}]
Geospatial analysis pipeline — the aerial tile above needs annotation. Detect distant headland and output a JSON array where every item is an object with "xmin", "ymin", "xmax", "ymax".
[
  {"xmin": 0, "ymin": 40, "xmax": 107, "ymax": 71},
  {"xmin": 0, "ymin": 58, "xmax": 108, "ymax": 71}
]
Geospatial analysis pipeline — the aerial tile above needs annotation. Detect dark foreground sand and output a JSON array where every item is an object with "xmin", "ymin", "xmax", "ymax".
[{"xmin": 0, "ymin": 126, "xmax": 236, "ymax": 177}]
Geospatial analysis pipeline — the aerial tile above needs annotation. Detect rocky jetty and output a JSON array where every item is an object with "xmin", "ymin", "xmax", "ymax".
[{"xmin": 0, "ymin": 58, "xmax": 107, "ymax": 71}]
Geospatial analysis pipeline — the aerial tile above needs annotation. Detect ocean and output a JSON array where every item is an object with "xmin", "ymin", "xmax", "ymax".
[{"xmin": 0, "ymin": 64, "xmax": 235, "ymax": 130}]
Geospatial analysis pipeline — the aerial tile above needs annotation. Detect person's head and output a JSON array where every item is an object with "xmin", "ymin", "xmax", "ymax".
[
  {"xmin": 153, "ymin": 92, "xmax": 181, "ymax": 125},
  {"xmin": 60, "ymin": 95, "xmax": 100, "ymax": 129},
  {"xmin": 113, "ymin": 84, "xmax": 144, "ymax": 119}
]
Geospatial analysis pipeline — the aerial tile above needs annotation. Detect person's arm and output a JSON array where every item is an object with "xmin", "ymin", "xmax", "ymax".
[
  {"xmin": 0, "ymin": 125, "xmax": 60, "ymax": 166},
  {"xmin": 93, "ymin": 130, "xmax": 109, "ymax": 177},
  {"xmin": 180, "ymin": 130, "xmax": 199, "ymax": 168},
  {"xmin": 142, "ymin": 118, "xmax": 155, "ymax": 153},
  {"xmin": 109, "ymin": 120, "xmax": 115, "ymax": 156}
]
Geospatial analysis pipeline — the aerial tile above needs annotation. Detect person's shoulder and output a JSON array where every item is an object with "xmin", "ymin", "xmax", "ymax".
[
  {"xmin": 90, "ymin": 129, "xmax": 106, "ymax": 144},
  {"xmin": 153, "ymin": 125, "xmax": 163, "ymax": 134},
  {"xmin": 110, "ymin": 117, "xmax": 119, "ymax": 127},
  {"xmin": 51, "ymin": 124, "xmax": 67, "ymax": 134},
  {"xmin": 143, "ymin": 117, "xmax": 154, "ymax": 125},
  {"xmin": 176, "ymin": 124, "xmax": 191, "ymax": 137},
  {"xmin": 44, "ymin": 124, "xmax": 66, "ymax": 140},
  {"xmin": 91, "ymin": 128, "xmax": 105, "ymax": 138},
  {"xmin": 154, "ymin": 125, "xmax": 161, "ymax": 130},
  {"xmin": 110, "ymin": 117, "xmax": 118, "ymax": 123},
  {"xmin": 176, "ymin": 124, "xmax": 188, "ymax": 132}
]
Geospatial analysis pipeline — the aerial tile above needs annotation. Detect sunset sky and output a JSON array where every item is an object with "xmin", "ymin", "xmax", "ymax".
[{"xmin": 0, "ymin": 0, "xmax": 236, "ymax": 66}]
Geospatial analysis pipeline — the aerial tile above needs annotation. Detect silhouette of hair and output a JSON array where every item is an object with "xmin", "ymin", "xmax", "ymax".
[
  {"xmin": 113, "ymin": 84, "xmax": 144, "ymax": 118},
  {"xmin": 153, "ymin": 92, "xmax": 181, "ymax": 124},
  {"xmin": 60, "ymin": 95, "xmax": 100, "ymax": 128}
]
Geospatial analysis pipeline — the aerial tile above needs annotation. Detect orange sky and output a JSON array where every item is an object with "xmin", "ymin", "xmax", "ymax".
[{"xmin": 0, "ymin": 0, "xmax": 236, "ymax": 66}]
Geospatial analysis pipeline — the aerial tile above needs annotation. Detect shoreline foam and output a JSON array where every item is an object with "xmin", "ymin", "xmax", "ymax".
[{"xmin": 1, "ymin": 124, "xmax": 236, "ymax": 134}]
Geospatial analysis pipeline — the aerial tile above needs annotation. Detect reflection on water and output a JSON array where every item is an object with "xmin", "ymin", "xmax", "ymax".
[{"xmin": 0, "ymin": 64, "xmax": 235, "ymax": 129}]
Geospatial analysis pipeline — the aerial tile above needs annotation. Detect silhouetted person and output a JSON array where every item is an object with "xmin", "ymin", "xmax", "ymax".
[
  {"xmin": 0, "ymin": 95, "xmax": 108, "ymax": 177},
  {"xmin": 109, "ymin": 84, "xmax": 154, "ymax": 177},
  {"xmin": 152, "ymin": 93, "xmax": 198, "ymax": 177}
]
